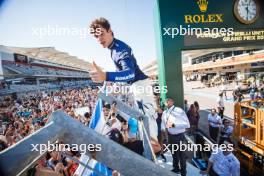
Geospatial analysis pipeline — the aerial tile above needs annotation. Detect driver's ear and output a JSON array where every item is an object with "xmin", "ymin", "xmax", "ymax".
[{"xmin": 108, "ymin": 28, "xmax": 113, "ymax": 36}]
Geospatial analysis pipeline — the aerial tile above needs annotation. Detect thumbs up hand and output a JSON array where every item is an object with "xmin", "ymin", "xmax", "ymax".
[{"xmin": 90, "ymin": 61, "xmax": 106, "ymax": 83}]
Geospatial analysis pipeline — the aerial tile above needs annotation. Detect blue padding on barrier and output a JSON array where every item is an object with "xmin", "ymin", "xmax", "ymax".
[{"xmin": 192, "ymin": 158, "xmax": 207, "ymax": 171}]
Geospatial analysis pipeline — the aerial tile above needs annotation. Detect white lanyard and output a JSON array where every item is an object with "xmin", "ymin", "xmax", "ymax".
[{"xmin": 165, "ymin": 106, "xmax": 175, "ymax": 127}]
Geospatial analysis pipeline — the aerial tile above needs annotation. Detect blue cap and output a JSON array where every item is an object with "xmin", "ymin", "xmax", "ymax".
[{"xmin": 128, "ymin": 117, "xmax": 138, "ymax": 134}]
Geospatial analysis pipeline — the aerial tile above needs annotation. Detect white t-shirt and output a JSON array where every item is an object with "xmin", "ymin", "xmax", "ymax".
[
  {"xmin": 161, "ymin": 106, "xmax": 190, "ymax": 135},
  {"xmin": 217, "ymin": 96, "xmax": 224, "ymax": 108},
  {"xmin": 102, "ymin": 118, "xmax": 122, "ymax": 135},
  {"xmin": 209, "ymin": 149, "xmax": 240, "ymax": 176},
  {"xmin": 208, "ymin": 114, "xmax": 222, "ymax": 128},
  {"xmin": 110, "ymin": 118, "xmax": 122, "ymax": 131}
]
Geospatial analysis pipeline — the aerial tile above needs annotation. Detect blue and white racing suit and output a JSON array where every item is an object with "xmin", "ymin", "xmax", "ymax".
[
  {"xmin": 106, "ymin": 38, "xmax": 148, "ymax": 83},
  {"xmin": 106, "ymin": 38, "xmax": 158, "ymax": 141}
]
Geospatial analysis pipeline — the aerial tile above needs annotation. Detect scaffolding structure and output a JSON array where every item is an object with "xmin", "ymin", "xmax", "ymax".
[{"xmin": 233, "ymin": 99, "xmax": 264, "ymax": 175}]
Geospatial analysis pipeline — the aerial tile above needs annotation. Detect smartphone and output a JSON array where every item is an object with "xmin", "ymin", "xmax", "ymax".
[{"xmin": 112, "ymin": 101, "xmax": 117, "ymax": 107}]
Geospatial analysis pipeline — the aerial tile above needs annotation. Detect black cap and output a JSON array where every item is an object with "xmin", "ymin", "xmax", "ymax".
[{"xmin": 107, "ymin": 128, "xmax": 123, "ymax": 144}]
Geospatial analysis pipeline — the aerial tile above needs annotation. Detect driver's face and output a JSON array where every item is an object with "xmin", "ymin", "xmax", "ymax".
[{"xmin": 94, "ymin": 27, "xmax": 113, "ymax": 48}]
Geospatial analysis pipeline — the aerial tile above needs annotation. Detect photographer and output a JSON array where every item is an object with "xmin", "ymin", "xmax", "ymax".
[{"xmin": 121, "ymin": 117, "xmax": 144, "ymax": 156}]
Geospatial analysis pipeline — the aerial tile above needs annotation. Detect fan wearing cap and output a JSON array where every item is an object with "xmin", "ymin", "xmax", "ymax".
[
  {"xmin": 128, "ymin": 117, "xmax": 138, "ymax": 138},
  {"xmin": 122, "ymin": 117, "xmax": 144, "ymax": 156}
]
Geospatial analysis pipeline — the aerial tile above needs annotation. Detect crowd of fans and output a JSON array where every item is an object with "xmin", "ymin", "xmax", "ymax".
[
  {"xmin": 0, "ymin": 87, "xmax": 101, "ymax": 175},
  {"xmin": 0, "ymin": 87, "xmax": 98, "ymax": 147},
  {"xmin": 0, "ymin": 81, "xmax": 9, "ymax": 90},
  {"xmin": 0, "ymin": 80, "xmax": 93, "ymax": 95},
  {"xmin": 3, "ymin": 62, "xmax": 88, "ymax": 77},
  {"xmin": 0, "ymin": 86, "xmax": 159, "ymax": 175}
]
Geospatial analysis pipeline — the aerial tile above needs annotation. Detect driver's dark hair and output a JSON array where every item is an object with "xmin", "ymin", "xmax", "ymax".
[{"xmin": 90, "ymin": 17, "xmax": 113, "ymax": 36}]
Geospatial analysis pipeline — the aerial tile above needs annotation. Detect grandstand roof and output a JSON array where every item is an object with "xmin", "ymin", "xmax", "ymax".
[
  {"xmin": 183, "ymin": 52, "xmax": 264, "ymax": 72},
  {"xmin": 1, "ymin": 45, "xmax": 92, "ymax": 71},
  {"xmin": 182, "ymin": 46, "xmax": 264, "ymax": 59},
  {"xmin": 142, "ymin": 60, "xmax": 157, "ymax": 76}
]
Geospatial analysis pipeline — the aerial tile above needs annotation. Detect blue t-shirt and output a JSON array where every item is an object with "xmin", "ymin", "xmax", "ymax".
[
  {"xmin": 106, "ymin": 38, "xmax": 148, "ymax": 84},
  {"xmin": 90, "ymin": 162, "xmax": 112, "ymax": 176}
]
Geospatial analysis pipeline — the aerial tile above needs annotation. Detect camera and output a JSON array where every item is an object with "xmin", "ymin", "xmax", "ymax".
[{"xmin": 116, "ymin": 114, "xmax": 126, "ymax": 123}]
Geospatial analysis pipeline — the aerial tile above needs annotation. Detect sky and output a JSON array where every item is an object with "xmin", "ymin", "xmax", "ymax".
[{"xmin": 0, "ymin": 0, "xmax": 157, "ymax": 70}]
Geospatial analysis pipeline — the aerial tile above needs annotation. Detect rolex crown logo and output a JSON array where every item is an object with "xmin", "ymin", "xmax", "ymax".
[{"xmin": 197, "ymin": 0, "xmax": 208, "ymax": 13}]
